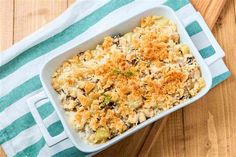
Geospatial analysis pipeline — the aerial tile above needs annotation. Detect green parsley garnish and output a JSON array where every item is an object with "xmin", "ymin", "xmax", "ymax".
[
  {"xmin": 112, "ymin": 68, "xmax": 122, "ymax": 75},
  {"xmin": 102, "ymin": 95, "xmax": 112, "ymax": 106},
  {"xmin": 123, "ymin": 71, "xmax": 134, "ymax": 77},
  {"xmin": 112, "ymin": 68, "xmax": 134, "ymax": 77}
]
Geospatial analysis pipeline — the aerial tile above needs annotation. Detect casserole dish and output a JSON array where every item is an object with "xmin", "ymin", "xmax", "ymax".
[{"xmin": 40, "ymin": 6, "xmax": 212, "ymax": 153}]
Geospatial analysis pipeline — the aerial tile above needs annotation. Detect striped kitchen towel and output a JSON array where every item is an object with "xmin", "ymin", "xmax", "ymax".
[{"xmin": 0, "ymin": 0, "xmax": 230, "ymax": 157}]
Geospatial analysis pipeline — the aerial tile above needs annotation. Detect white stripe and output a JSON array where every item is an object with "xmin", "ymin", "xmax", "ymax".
[
  {"xmin": 43, "ymin": 111, "xmax": 60, "ymax": 128},
  {"xmin": 191, "ymin": 31, "xmax": 211, "ymax": 50},
  {"xmin": 209, "ymin": 59, "xmax": 229, "ymax": 77},
  {"xmin": 176, "ymin": 3, "xmax": 196, "ymax": 20},
  {"xmin": 8, "ymin": 125, "xmax": 42, "ymax": 154},
  {"xmin": 72, "ymin": 0, "xmax": 109, "ymax": 25},
  {"xmin": 0, "ymin": 89, "xmax": 43, "ymax": 130},
  {"xmin": 1, "ymin": 142, "xmax": 15, "ymax": 157},
  {"xmin": 37, "ymin": 144, "xmax": 50, "ymax": 157},
  {"xmin": 181, "ymin": 11, "xmax": 197, "ymax": 26},
  {"xmin": 0, "ymin": 54, "xmax": 55, "ymax": 97}
]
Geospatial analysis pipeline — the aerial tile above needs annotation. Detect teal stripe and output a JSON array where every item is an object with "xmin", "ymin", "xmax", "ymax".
[
  {"xmin": 47, "ymin": 121, "xmax": 64, "ymax": 137},
  {"xmin": 199, "ymin": 45, "xmax": 216, "ymax": 58},
  {"xmin": 38, "ymin": 102, "xmax": 54, "ymax": 119},
  {"xmin": 186, "ymin": 21, "xmax": 203, "ymax": 36},
  {"xmin": 14, "ymin": 137, "xmax": 45, "ymax": 157},
  {"xmin": 212, "ymin": 71, "xmax": 231, "ymax": 88},
  {"xmin": 0, "ymin": 75, "xmax": 42, "ymax": 112},
  {"xmin": 0, "ymin": 0, "xmax": 134, "ymax": 79},
  {"xmin": 38, "ymin": 102, "xmax": 55, "ymax": 119},
  {"xmin": 0, "ymin": 113, "xmax": 36, "ymax": 144},
  {"xmin": 0, "ymin": 102, "xmax": 55, "ymax": 144},
  {"xmin": 164, "ymin": 0, "xmax": 189, "ymax": 11},
  {"xmin": 52, "ymin": 146, "xmax": 88, "ymax": 157}
]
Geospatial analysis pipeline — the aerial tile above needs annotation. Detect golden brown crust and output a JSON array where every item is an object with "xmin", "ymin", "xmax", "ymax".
[{"xmin": 52, "ymin": 16, "xmax": 205, "ymax": 144}]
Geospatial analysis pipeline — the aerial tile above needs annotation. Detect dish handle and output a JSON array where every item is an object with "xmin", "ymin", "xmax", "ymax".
[{"xmin": 27, "ymin": 91, "xmax": 68, "ymax": 147}]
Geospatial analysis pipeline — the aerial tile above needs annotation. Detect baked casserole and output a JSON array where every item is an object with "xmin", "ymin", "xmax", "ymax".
[{"xmin": 52, "ymin": 16, "xmax": 205, "ymax": 144}]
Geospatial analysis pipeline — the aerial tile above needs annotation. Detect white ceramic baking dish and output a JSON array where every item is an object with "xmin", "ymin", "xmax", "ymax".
[{"xmin": 40, "ymin": 5, "xmax": 212, "ymax": 153}]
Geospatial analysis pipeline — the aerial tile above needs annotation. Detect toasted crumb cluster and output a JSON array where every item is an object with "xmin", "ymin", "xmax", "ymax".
[{"xmin": 52, "ymin": 16, "xmax": 205, "ymax": 144}]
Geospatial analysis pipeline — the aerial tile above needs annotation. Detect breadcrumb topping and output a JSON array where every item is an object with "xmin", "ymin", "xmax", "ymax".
[{"xmin": 52, "ymin": 16, "xmax": 205, "ymax": 144}]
